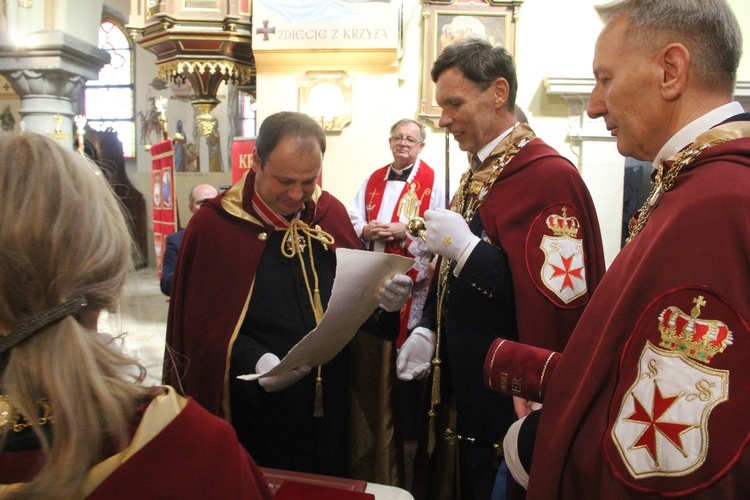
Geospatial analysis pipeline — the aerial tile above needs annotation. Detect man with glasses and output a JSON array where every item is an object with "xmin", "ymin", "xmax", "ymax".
[
  {"xmin": 397, "ymin": 39, "xmax": 606, "ymax": 499},
  {"xmin": 487, "ymin": 0, "xmax": 750, "ymax": 496},
  {"xmin": 348, "ymin": 118, "xmax": 444, "ymax": 462},
  {"xmin": 349, "ymin": 118, "xmax": 445, "ymax": 348}
]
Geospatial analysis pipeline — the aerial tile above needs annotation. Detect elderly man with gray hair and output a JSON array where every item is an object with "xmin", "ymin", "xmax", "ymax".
[{"xmin": 487, "ymin": 0, "xmax": 750, "ymax": 496}]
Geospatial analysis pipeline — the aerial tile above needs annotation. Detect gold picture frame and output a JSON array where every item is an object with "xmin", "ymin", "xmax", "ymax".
[{"xmin": 420, "ymin": 1, "xmax": 524, "ymax": 123}]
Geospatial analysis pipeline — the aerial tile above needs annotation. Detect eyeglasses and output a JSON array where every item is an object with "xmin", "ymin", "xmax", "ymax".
[{"xmin": 390, "ymin": 135, "xmax": 421, "ymax": 146}]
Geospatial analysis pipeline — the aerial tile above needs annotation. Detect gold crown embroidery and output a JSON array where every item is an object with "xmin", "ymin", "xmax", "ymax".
[
  {"xmin": 546, "ymin": 206, "xmax": 580, "ymax": 238},
  {"xmin": 658, "ymin": 296, "xmax": 733, "ymax": 364}
]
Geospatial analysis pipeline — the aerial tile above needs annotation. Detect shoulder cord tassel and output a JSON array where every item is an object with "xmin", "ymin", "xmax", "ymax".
[{"xmin": 281, "ymin": 219, "xmax": 334, "ymax": 417}]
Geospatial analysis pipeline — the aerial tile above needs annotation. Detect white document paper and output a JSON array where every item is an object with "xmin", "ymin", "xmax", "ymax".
[{"xmin": 238, "ymin": 248, "xmax": 414, "ymax": 381}]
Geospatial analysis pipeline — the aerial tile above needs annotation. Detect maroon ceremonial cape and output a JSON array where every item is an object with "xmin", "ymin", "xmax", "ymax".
[
  {"xmin": 88, "ymin": 393, "xmax": 272, "ymax": 499},
  {"xmin": 0, "ymin": 389, "xmax": 272, "ymax": 499},
  {"xmin": 478, "ymin": 136, "xmax": 606, "ymax": 352},
  {"xmin": 486, "ymin": 126, "xmax": 750, "ymax": 497},
  {"xmin": 164, "ymin": 170, "xmax": 360, "ymax": 418},
  {"xmin": 412, "ymin": 131, "xmax": 605, "ymax": 500}
]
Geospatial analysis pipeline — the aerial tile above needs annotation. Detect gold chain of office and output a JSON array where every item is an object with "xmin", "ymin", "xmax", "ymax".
[
  {"xmin": 627, "ymin": 138, "xmax": 730, "ymax": 243},
  {"xmin": 426, "ymin": 132, "xmax": 532, "ymax": 456},
  {"xmin": 0, "ymin": 396, "xmax": 52, "ymax": 432}
]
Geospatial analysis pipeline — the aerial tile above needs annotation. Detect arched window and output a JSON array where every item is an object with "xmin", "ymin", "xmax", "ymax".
[
  {"xmin": 84, "ymin": 19, "xmax": 135, "ymax": 158},
  {"xmin": 240, "ymin": 91, "xmax": 257, "ymax": 137}
]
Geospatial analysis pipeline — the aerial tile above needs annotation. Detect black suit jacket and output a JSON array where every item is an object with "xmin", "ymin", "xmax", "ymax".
[{"xmin": 160, "ymin": 229, "xmax": 185, "ymax": 296}]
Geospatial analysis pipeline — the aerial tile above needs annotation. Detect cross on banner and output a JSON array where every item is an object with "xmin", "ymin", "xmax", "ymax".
[{"xmin": 256, "ymin": 20, "xmax": 275, "ymax": 41}]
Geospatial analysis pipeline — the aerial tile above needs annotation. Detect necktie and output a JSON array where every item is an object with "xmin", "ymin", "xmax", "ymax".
[{"xmin": 470, "ymin": 155, "xmax": 482, "ymax": 172}]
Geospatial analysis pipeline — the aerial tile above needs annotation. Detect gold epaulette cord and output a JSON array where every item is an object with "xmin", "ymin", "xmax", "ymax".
[{"xmin": 281, "ymin": 218, "xmax": 335, "ymax": 417}]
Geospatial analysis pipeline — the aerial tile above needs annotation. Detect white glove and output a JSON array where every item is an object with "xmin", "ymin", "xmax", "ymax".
[
  {"xmin": 377, "ymin": 273, "xmax": 414, "ymax": 312},
  {"xmin": 255, "ymin": 353, "xmax": 312, "ymax": 392},
  {"xmin": 424, "ymin": 208, "xmax": 480, "ymax": 262},
  {"xmin": 396, "ymin": 327, "xmax": 435, "ymax": 381}
]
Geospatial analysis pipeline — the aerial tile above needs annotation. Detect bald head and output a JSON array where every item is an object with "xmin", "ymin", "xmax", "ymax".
[{"xmin": 188, "ymin": 184, "xmax": 219, "ymax": 213}]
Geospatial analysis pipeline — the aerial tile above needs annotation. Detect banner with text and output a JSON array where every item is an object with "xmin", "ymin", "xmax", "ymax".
[
  {"xmin": 150, "ymin": 140, "xmax": 177, "ymax": 279},
  {"xmin": 232, "ymin": 136, "xmax": 324, "ymax": 187},
  {"xmin": 232, "ymin": 136, "xmax": 256, "ymax": 185},
  {"xmin": 252, "ymin": 0, "xmax": 398, "ymax": 51}
]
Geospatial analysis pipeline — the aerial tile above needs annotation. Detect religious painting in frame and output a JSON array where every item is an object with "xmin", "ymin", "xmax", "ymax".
[{"xmin": 420, "ymin": 0, "xmax": 524, "ymax": 122}]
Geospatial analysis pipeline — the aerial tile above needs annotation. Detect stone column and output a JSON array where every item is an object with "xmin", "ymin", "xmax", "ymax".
[{"xmin": 0, "ymin": 31, "xmax": 109, "ymax": 141}]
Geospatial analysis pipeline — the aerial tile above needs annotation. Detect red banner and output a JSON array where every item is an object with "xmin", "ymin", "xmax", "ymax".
[
  {"xmin": 231, "ymin": 136, "xmax": 323, "ymax": 187},
  {"xmin": 150, "ymin": 140, "xmax": 177, "ymax": 278},
  {"xmin": 231, "ymin": 136, "xmax": 256, "ymax": 185}
]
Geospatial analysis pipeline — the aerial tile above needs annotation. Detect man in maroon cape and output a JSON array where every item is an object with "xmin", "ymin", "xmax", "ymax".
[
  {"xmin": 486, "ymin": 1, "xmax": 750, "ymax": 497},
  {"xmin": 396, "ymin": 39, "xmax": 606, "ymax": 499},
  {"xmin": 164, "ymin": 112, "xmax": 413, "ymax": 483}
]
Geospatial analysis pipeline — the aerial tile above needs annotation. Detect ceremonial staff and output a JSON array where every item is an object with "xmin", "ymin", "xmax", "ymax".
[
  {"xmin": 445, "ymin": 127, "xmax": 450, "ymax": 207},
  {"xmin": 406, "ymin": 126, "xmax": 453, "ymax": 241}
]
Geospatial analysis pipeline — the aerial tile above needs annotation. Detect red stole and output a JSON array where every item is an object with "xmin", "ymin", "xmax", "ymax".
[
  {"xmin": 364, "ymin": 159, "xmax": 434, "ymax": 345},
  {"xmin": 364, "ymin": 160, "xmax": 434, "ymax": 253}
]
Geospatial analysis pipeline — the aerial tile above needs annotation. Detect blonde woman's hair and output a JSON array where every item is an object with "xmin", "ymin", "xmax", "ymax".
[{"xmin": 0, "ymin": 133, "xmax": 151, "ymax": 498}]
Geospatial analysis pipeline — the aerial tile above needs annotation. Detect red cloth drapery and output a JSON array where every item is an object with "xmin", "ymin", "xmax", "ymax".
[
  {"xmin": 150, "ymin": 140, "xmax": 177, "ymax": 278},
  {"xmin": 231, "ymin": 136, "xmax": 255, "ymax": 185}
]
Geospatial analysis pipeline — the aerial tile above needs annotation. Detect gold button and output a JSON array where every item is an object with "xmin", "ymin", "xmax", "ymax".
[{"xmin": 258, "ymin": 232, "xmax": 268, "ymax": 241}]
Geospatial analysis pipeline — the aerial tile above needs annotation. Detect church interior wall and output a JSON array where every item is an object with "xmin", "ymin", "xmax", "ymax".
[
  {"xmin": 513, "ymin": 0, "xmax": 618, "ymax": 261},
  {"xmin": 730, "ymin": 1, "xmax": 750, "ymax": 76},
  {"xmin": 514, "ymin": 0, "xmax": 598, "ymax": 153},
  {"xmin": 128, "ymin": 42, "xmax": 156, "ymax": 265},
  {"xmin": 324, "ymin": 71, "xmax": 404, "ymax": 204},
  {"xmin": 3, "ymin": 0, "xmax": 750, "ymax": 267},
  {"xmin": 0, "ymin": 82, "xmax": 22, "ymax": 135},
  {"xmin": 251, "ymin": 68, "xmax": 403, "ymax": 207},
  {"xmin": 126, "ymin": 28, "xmax": 233, "ymax": 262}
]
